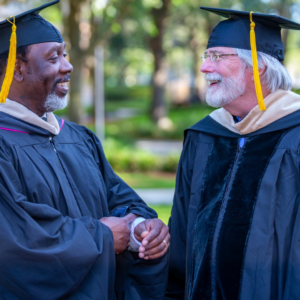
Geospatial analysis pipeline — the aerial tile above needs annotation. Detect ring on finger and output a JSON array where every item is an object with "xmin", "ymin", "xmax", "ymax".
[{"xmin": 163, "ymin": 240, "xmax": 168, "ymax": 248}]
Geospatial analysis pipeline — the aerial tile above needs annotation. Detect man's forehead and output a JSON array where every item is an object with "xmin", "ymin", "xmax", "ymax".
[
  {"xmin": 46, "ymin": 42, "xmax": 66, "ymax": 51},
  {"xmin": 31, "ymin": 42, "xmax": 66, "ymax": 53},
  {"xmin": 205, "ymin": 47, "xmax": 235, "ymax": 54}
]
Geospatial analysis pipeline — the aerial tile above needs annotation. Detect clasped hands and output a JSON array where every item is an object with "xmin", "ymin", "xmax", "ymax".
[{"xmin": 100, "ymin": 213, "xmax": 170, "ymax": 260}]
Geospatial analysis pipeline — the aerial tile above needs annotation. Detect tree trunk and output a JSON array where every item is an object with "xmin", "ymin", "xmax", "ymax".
[
  {"xmin": 149, "ymin": 0, "xmax": 171, "ymax": 123},
  {"xmin": 150, "ymin": 49, "xmax": 167, "ymax": 122},
  {"xmin": 67, "ymin": 0, "xmax": 85, "ymax": 124},
  {"xmin": 65, "ymin": 0, "xmax": 135, "ymax": 124},
  {"xmin": 189, "ymin": 27, "xmax": 202, "ymax": 103},
  {"xmin": 69, "ymin": 56, "xmax": 83, "ymax": 124},
  {"xmin": 276, "ymin": 0, "xmax": 291, "ymax": 56}
]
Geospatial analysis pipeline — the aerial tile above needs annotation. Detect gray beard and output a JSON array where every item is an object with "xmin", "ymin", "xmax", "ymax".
[
  {"xmin": 205, "ymin": 68, "xmax": 246, "ymax": 108},
  {"xmin": 44, "ymin": 93, "xmax": 68, "ymax": 112}
]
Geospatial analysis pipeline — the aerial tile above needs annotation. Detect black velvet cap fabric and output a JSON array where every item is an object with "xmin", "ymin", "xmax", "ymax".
[
  {"xmin": 200, "ymin": 7, "xmax": 300, "ymax": 61},
  {"xmin": 0, "ymin": 0, "xmax": 63, "ymax": 55}
]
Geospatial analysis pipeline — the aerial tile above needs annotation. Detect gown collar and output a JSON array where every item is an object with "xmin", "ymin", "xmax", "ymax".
[
  {"xmin": 0, "ymin": 99, "xmax": 61, "ymax": 135},
  {"xmin": 210, "ymin": 89, "xmax": 300, "ymax": 135}
]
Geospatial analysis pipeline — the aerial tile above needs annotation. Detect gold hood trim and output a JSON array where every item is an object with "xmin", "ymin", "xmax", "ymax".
[
  {"xmin": 209, "ymin": 89, "xmax": 300, "ymax": 135},
  {"xmin": 0, "ymin": 99, "xmax": 61, "ymax": 135}
]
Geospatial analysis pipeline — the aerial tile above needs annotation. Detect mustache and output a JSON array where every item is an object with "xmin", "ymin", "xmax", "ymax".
[
  {"xmin": 54, "ymin": 75, "xmax": 71, "ymax": 86},
  {"xmin": 205, "ymin": 73, "xmax": 223, "ymax": 82},
  {"xmin": 51, "ymin": 75, "xmax": 71, "ymax": 93}
]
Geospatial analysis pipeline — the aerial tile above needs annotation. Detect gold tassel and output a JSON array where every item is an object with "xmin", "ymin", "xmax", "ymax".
[
  {"xmin": 250, "ymin": 11, "xmax": 266, "ymax": 111},
  {"xmin": 0, "ymin": 16, "xmax": 17, "ymax": 104}
]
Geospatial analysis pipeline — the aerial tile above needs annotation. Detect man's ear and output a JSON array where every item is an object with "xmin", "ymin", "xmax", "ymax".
[
  {"xmin": 259, "ymin": 62, "xmax": 267, "ymax": 77},
  {"xmin": 251, "ymin": 63, "xmax": 267, "ymax": 81},
  {"xmin": 13, "ymin": 58, "xmax": 24, "ymax": 82}
]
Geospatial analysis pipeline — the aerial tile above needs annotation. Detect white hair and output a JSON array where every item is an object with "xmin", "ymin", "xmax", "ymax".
[
  {"xmin": 44, "ymin": 93, "xmax": 68, "ymax": 112},
  {"xmin": 235, "ymin": 48, "xmax": 292, "ymax": 92}
]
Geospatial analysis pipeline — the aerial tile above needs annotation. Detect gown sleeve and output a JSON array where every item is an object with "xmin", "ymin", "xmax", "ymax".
[
  {"xmin": 0, "ymin": 138, "xmax": 116, "ymax": 300},
  {"xmin": 165, "ymin": 131, "xmax": 199, "ymax": 300},
  {"xmin": 82, "ymin": 128, "xmax": 157, "ymax": 220}
]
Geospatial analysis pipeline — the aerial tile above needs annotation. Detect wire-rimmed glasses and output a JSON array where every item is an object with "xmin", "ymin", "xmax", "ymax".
[{"xmin": 201, "ymin": 53, "xmax": 238, "ymax": 63}]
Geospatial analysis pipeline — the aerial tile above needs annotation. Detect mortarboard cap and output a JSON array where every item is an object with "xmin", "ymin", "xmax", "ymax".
[
  {"xmin": 200, "ymin": 7, "xmax": 300, "ymax": 111},
  {"xmin": 200, "ymin": 7, "xmax": 300, "ymax": 62},
  {"xmin": 0, "ymin": 0, "xmax": 63, "ymax": 103},
  {"xmin": 0, "ymin": 0, "xmax": 63, "ymax": 55}
]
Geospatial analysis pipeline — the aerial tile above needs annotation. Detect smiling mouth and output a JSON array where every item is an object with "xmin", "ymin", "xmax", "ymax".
[
  {"xmin": 57, "ymin": 82, "xmax": 68, "ymax": 88},
  {"xmin": 56, "ymin": 81, "xmax": 69, "ymax": 93},
  {"xmin": 208, "ymin": 80, "xmax": 220, "ymax": 87}
]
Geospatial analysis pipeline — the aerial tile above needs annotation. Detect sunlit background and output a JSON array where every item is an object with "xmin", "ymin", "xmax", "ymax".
[{"xmin": 1, "ymin": 0, "xmax": 300, "ymax": 223}]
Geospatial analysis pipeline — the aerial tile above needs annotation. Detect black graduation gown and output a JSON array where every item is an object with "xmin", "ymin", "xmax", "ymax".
[
  {"xmin": 166, "ymin": 110, "xmax": 300, "ymax": 300},
  {"xmin": 0, "ymin": 112, "xmax": 168, "ymax": 300}
]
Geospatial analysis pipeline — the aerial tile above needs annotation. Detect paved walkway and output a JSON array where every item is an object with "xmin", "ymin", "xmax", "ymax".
[
  {"xmin": 134, "ymin": 188, "xmax": 174, "ymax": 205},
  {"xmin": 135, "ymin": 140, "xmax": 182, "ymax": 156}
]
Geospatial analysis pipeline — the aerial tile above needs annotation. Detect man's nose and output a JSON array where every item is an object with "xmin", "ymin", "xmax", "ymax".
[
  {"xmin": 61, "ymin": 58, "xmax": 73, "ymax": 74},
  {"xmin": 200, "ymin": 59, "xmax": 215, "ymax": 74}
]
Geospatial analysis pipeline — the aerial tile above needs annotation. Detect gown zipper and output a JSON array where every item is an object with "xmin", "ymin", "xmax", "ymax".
[{"xmin": 49, "ymin": 136, "xmax": 57, "ymax": 153}]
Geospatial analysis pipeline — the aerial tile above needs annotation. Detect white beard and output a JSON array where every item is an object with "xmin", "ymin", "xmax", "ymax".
[
  {"xmin": 44, "ymin": 93, "xmax": 68, "ymax": 112},
  {"xmin": 205, "ymin": 67, "xmax": 246, "ymax": 108}
]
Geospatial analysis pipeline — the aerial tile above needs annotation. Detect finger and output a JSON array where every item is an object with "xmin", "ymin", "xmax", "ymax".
[
  {"xmin": 142, "ymin": 233, "xmax": 170, "ymax": 257},
  {"xmin": 143, "ymin": 243, "xmax": 169, "ymax": 260},
  {"xmin": 139, "ymin": 233, "xmax": 170, "ymax": 258},
  {"xmin": 134, "ymin": 221, "xmax": 147, "ymax": 238},
  {"xmin": 143, "ymin": 225, "xmax": 168, "ymax": 249},
  {"xmin": 141, "ymin": 231, "xmax": 149, "ymax": 238},
  {"xmin": 140, "ymin": 242, "xmax": 165, "ymax": 257},
  {"xmin": 141, "ymin": 220, "xmax": 163, "ymax": 246},
  {"xmin": 134, "ymin": 230, "xmax": 149, "ymax": 243}
]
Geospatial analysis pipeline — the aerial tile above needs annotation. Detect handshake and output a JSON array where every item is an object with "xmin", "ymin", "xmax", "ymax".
[{"xmin": 100, "ymin": 213, "xmax": 170, "ymax": 259}]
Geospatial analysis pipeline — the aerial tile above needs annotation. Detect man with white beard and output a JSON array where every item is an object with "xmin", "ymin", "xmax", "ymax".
[
  {"xmin": 0, "ymin": 1, "xmax": 170, "ymax": 299},
  {"xmin": 166, "ymin": 7, "xmax": 300, "ymax": 300}
]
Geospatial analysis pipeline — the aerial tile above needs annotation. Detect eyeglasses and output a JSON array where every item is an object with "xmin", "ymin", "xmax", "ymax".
[{"xmin": 201, "ymin": 53, "xmax": 238, "ymax": 63}]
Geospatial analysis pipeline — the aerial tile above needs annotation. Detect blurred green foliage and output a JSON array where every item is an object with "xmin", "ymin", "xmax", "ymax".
[
  {"xmin": 105, "ymin": 86, "xmax": 151, "ymax": 102},
  {"xmin": 104, "ymin": 138, "xmax": 180, "ymax": 172},
  {"xmin": 104, "ymin": 103, "xmax": 215, "ymax": 141}
]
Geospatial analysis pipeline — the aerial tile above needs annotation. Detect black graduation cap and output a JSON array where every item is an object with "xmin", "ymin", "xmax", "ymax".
[
  {"xmin": 200, "ymin": 7, "xmax": 300, "ymax": 62},
  {"xmin": 0, "ymin": 0, "xmax": 63, "ymax": 104},
  {"xmin": 0, "ymin": 0, "xmax": 63, "ymax": 55},
  {"xmin": 200, "ymin": 7, "xmax": 300, "ymax": 111}
]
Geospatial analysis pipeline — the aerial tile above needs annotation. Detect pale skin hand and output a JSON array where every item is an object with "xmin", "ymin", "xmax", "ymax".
[
  {"xmin": 134, "ymin": 219, "xmax": 170, "ymax": 260},
  {"xmin": 100, "ymin": 216, "xmax": 130, "ymax": 255}
]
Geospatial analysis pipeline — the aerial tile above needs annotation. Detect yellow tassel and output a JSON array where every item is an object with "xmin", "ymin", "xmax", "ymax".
[
  {"xmin": 0, "ymin": 16, "xmax": 17, "ymax": 104},
  {"xmin": 250, "ymin": 12, "xmax": 266, "ymax": 111}
]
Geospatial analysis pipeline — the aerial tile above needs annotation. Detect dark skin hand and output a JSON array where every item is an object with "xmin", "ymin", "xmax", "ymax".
[
  {"xmin": 134, "ymin": 219, "xmax": 170, "ymax": 260},
  {"xmin": 100, "ymin": 216, "xmax": 130, "ymax": 255},
  {"xmin": 100, "ymin": 213, "xmax": 170, "ymax": 259},
  {"xmin": 100, "ymin": 213, "xmax": 139, "ymax": 255}
]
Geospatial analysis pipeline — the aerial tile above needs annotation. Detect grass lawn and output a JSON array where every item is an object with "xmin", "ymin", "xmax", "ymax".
[
  {"xmin": 117, "ymin": 172, "xmax": 176, "ymax": 189},
  {"xmin": 149, "ymin": 204, "xmax": 172, "ymax": 225}
]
